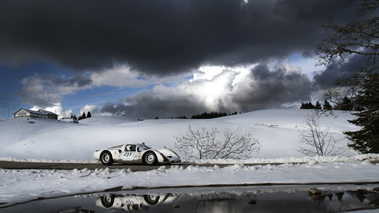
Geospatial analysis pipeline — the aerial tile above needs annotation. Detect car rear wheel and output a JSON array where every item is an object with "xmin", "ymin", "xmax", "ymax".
[
  {"xmin": 143, "ymin": 152, "xmax": 157, "ymax": 165},
  {"xmin": 101, "ymin": 194, "xmax": 115, "ymax": 208},
  {"xmin": 100, "ymin": 151, "xmax": 113, "ymax": 165}
]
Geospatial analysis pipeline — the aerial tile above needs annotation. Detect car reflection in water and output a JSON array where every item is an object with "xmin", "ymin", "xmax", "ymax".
[
  {"xmin": 94, "ymin": 186, "xmax": 379, "ymax": 213},
  {"xmin": 96, "ymin": 193, "xmax": 178, "ymax": 211},
  {"xmin": 2, "ymin": 185, "xmax": 379, "ymax": 213}
]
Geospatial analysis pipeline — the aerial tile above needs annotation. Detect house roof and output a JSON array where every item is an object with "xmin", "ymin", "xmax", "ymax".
[
  {"xmin": 38, "ymin": 109, "xmax": 58, "ymax": 116},
  {"xmin": 13, "ymin": 108, "xmax": 47, "ymax": 116}
]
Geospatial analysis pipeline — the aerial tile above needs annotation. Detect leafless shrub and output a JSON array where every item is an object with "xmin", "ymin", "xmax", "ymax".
[
  {"xmin": 298, "ymin": 110, "xmax": 344, "ymax": 156},
  {"xmin": 174, "ymin": 125, "xmax": 260, "ymax": 160}
]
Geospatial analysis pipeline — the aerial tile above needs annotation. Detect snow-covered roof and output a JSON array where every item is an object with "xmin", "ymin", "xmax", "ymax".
[
  {"xmin": 13, "ymin": 108, "xmax": 47, "ymax": 116},
  {"xmin": 38, "ymin": 109, "xmax": 58, "ymax": 116}
]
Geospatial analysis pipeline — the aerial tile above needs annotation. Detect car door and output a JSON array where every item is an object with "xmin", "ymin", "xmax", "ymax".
[{"xmin": 122, "ymin": 144, "xmax": 137, "ymax": 162}]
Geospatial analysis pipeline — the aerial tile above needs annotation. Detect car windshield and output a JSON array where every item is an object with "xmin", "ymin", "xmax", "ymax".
[{"xmin": 139, "ymin": 143, "xmax": 150, "ymax": 151}]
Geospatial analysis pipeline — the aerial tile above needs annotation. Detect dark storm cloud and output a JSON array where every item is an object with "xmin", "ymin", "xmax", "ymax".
[
  {"xmin": 100, "ymin": 80, "xmax": 205, "ymax": 118},
  {"xmin": 100, "ymin": 89, "xmax": 209, "ymax": 118},
  {"xmin": 49, "ymin": 74, "xmax": 93, "ymax": 88},
  {"xmin": 0, "ymin": 0, "xmax": 354, "ymax": 75},
  {"xmin": 233, "ymin": 64, "xmax": 314, "ymax": 111},
  {"xmin": 313, "ymin": 53, "xmax": 378, "ymax": 88},
  {"xmin": 100, "ymin": 64, "xmax": 314, "ymax": 118}
]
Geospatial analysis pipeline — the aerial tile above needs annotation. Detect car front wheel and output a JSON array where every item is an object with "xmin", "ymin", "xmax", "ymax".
[
  {"xmin": 100, "ymin": 151, "xmax": 113, "ymax": 165},
  {"xmin": 143, "ymin": 152, "xmax": 157, "ymax": 165},
  {"xmin": 144, "ymin": 195, "xmax": 160, "ymax": 205}
]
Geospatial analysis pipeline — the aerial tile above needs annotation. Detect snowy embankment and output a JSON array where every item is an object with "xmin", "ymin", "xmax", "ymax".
[
  {"xmin": 1, "ymin": 109, "xmax": 379, "ymax": 206},
  {"xmin": 1, "ymin": 161, "xmax": 379, "ymax": 206}
]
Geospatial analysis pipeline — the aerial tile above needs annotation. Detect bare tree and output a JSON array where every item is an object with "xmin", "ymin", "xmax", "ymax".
[
  {"xmin": 316, "ymin": 0, "xmax": 379, "ymax": 153},
  {"xmin": 174, "ymin": 125, "xmax": 260, "ymax": 160},
  {"xmin": 316, "ymin": 0, "xmax": 378, "ymax": 67},
  {"xmin": 298, "ymin": 111, "xmax": 344, "ymax": 156}
]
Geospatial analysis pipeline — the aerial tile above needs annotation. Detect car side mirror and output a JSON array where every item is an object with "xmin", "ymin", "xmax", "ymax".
[{"xmin": 118, "ymin": 150, "xmax": 122, "ymax": 153}]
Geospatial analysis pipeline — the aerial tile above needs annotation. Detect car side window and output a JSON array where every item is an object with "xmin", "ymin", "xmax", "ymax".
[{"xmin": 125, "ymin": 144, "xmax": 136, "ymax": 152}]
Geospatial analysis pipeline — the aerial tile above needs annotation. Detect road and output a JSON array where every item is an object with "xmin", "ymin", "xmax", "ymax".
[
  {"xmin": 1, "ymin": 160, "xmax": 377, "ymax": 171},
  {"xmin": 0, "ymin": 161, "xmax": 283, "ymax": 171}
]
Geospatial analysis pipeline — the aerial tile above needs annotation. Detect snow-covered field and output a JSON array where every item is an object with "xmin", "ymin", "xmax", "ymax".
[
  {"xmin": 0, "ymin": 109, "xmax": 362, "ymax": 161},
  {"xmin": 0, "ymin": 109, "xmax": 379, "ymax": 208}
]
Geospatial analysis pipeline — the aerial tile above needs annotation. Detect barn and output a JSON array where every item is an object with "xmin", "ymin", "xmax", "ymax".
[
  {"xmin": 13, "ymin": 108, "xmax": 58, "ymax": 120},
  {"xmin": 38, "ymin": 109, "xmax": 58, "ymax": 120}
]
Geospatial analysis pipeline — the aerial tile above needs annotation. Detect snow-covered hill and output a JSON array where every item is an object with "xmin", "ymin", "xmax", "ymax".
[
  {"xmin": 0, "ymin": 109, "xmax": 361, "ymax": 162},
  {"xmin": 2, "ymin": 109, "xmax": 379, "ymax": 209}
]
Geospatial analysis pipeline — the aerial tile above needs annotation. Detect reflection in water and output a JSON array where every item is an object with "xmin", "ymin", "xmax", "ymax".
[
  {"xmin": 96, "ymin": 193, "xmax": 177, "ymax": 211},
  {"xmin": 1, "ymin": 185, "xmax": 378, "ymax": 213},
  {"xmin": 308, "ymin": 188, "xmax": 379, "ymax": 212}
]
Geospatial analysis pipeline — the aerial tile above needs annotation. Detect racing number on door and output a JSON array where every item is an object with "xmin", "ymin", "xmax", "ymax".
[{"xmin": 124, "ymin": 152, "xmax": 133, "ymax": 158}]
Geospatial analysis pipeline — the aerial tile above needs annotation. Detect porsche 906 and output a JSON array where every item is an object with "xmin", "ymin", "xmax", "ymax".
[
  {"xmin": 94, "ymin": 143, "xmax": 181, "ymax": 165},
  {"xmin": 96, "ymin": 193, "xmax": 177, "ymax": 211}
]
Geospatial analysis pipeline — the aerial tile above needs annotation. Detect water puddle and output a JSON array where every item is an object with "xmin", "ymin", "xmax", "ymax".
[{"xmin": 1, "ymin": 184, "xmax": 379, "ymax": 212}]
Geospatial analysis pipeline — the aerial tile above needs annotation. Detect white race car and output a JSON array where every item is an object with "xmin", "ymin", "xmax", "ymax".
[
  {"xmin": 94, "ymin": 143, "xmax": 181, "ymax": 165},
  {"xmin": 96, "ymin": 193, "xmax": 178, "ymax": 211}
]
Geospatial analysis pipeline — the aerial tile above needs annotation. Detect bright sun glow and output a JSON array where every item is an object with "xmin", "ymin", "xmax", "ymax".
[
  {"xmin": 189, "ymin": 64, "xmax": 257, "ymax": 109},
  {"xmin": 194, "ymin": 64, "xmax": 257, "ymax": 85}
]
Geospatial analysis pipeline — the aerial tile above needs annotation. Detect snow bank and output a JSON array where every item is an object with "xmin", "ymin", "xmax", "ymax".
[{"xmin": 1, "ymin": 161, "xmax": 378, "ymax": 206}]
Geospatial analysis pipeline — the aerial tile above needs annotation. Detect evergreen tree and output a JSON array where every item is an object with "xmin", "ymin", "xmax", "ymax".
[
  {"xmin": 315, "ymin": 101, "xmax": 322, "ymax": 110},
  {"xmin": 87, "ymin": 111, "xmax": 92, "ymax": 118},
  {"xmin": 78, "ymin": 112, "xmax": 87, "ymax": 120},
  {"xmin": 308, "ymin": 102, "xmax": 316, "ymax": 109},
  {"xmin": 345, "ymin": 73, "xmax": 379, "ymax": 153},
  {"xmin": 343, "ymin": 96, "xmax": 353, "ymax": 111},
  {"xmin": 317, "ymin": 0, "xmax": 378, "ymax": 153},
  {"xmin": 300, "ymin": 102, "xmax": 306, "ymax": 109},
  {"xmin": 334, "ymin": 96, "xmax": 353, "ymax": 111},
  {"xmin": 323, "ymin": 100, "xmax": 333, "ymax": 110},
  {"xmin": 300, "ymin": 102, "xmax": 316, "ymax": 109}
]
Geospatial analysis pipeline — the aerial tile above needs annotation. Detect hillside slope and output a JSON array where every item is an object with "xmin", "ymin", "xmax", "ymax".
[{"xmin": 0, "ymin": 109, "xmax": 359, "ymax": 161}]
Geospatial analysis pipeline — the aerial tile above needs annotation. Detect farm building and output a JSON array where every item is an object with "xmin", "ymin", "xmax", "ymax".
[
  {"xmin": 38, "ymin": 109, "xmax": 58, "ymax": 120},
  {"xmin": 13, "ymin": 108, "xmax": 58, "ymax": 120}
]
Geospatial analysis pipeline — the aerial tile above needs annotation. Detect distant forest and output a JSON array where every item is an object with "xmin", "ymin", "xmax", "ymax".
[
  {"xmin": 300, "ymin": 97, "xmax": 364, "ymax": 111},
  {"xmin": 156, "ymin": 111, "xmax": 239, "ymax": 120}
]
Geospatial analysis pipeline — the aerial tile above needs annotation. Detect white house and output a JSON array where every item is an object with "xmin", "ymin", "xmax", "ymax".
[
  {"xmin": 37, "ymin": 109, "xmax": 58, "ymax": 120},
  {"xmin": 13, "ymin": 108, "xmax": 58, "ymax": 120}
]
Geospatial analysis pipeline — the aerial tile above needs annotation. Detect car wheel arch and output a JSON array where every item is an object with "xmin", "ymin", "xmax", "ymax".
[
  {"xmin": 143, "ymin": 151, "xmax": 157, "ymax": 165},
  {"xmin": 100, "ymin": 150, "xmax": 113, "ymax": 165}
]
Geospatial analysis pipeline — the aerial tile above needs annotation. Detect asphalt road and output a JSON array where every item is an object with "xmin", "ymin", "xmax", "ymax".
[
  {"xmin": 0, "ymin": 161, "xmax": 283, "ymax": 171},
  {"xmin": 1, "ymin": 160, "xmax": 377, "ymax": 171}
]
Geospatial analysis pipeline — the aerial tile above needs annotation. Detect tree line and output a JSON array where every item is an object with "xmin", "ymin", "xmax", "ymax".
[
  {"xmin": 70, "ymin": 111, "xmax": 92, "ymax": 121},
  {"xmin": 156, "ymin": 111, "xmax": 239, "ymax": 120},
  {"xmin": 300, "ymin": 97, "xmax": 364, "ymax": 111}
]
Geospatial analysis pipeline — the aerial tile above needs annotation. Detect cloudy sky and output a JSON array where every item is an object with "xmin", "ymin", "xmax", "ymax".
[{"xmin": 0, "ymin": 0, "xmax": 363, "ymax": 119}]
